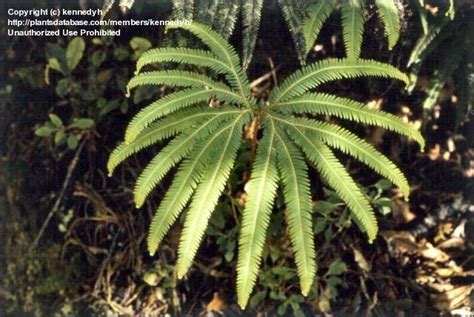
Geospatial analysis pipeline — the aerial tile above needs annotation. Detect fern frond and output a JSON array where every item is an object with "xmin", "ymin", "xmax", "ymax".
[
  {"xmin": 124, "ymin": 88, "xmax": 241, "ymax": 143},
  {"xmin": 274, "ymin": 123, "xmax": 316, "ymax": 296},
  {"xmin": 284, "ymin": 124, "xmax": 378, "ymax": 241},
  {"xmin": 134, "ymin": 113, "xmax": 237, "ymax": 208},
  {"xmin": 212, "ymin": 0, "xmax": 240, "ymax": 39},
  {"xmin": 177, "ymin": 112, "xmax": 250, "ymax": 277},
  {"xmin": 303, "ymin": 0, "xmax": 336, "ymax": 56},
  {"xmin": 108, "ymin": 20, "xmax": 421, "ymax": 308},
  {"xmin": 415, "ymin": 0, "xmax": 429, "ymax": 35},
  {"xmin": 341, "ymin": 0, "xmax": 365, "ymax": 59},
  {"xmin": 274, "ymin": 92, "xmax": 424, "ymax": 148},
  {"xmin": 108, "ymin": 107, "xmax": 241, "ymax": 176},
  {"xmin": 422, "ymin": 49, "xmax": 464, "ymax": 111},
  {"xmin": 171, "ymin": 0, "xmax": 194, "ymax": 20},
  {"xmin": 126, "ymin": 70, "xmax": 239, "ymax": 99},
  {"xmin": 135, "ymin": 48, "xmax": 233, "ymax": 75},
  {"xmin": 274, "ymin": 115, "xmax": 410, "ymax": 198},
  {"xmin": 167, "ymin": 23, "xmax": 253, "ymax": 104},
  {"xmin": 194, "ymin": 0, "xmax": 218, "ymax": 25},
  {"xmin": 270, "ymin": 58, "xmax": 409, "ymax": 105},
  {"xmin": 278, "ymin": 0, "xmax": 307, "ymax": 63},
  {"xmin": 147, "ymin": 114, "xmax": 248, "ymax": 255},
  {"xmin": 375, "ymin": 0, "xmax": 400, "ymax": 50},
  {"xmin": 242, "ymin": 0, "xmax": 264, "ymax": 68},
  {"xmin": 406, "ymin": 21, "xmax": 450, "ymax": 92},
  {"xmin": 237, "ymin": 117, "xmax": 279, "ymax": 308},
  {"xmin": 407, "ymin": 22, "xmax": 448, "ymax": 68}
]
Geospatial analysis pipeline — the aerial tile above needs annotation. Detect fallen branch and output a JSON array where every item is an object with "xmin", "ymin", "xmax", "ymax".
[{"xmin": 29, "ymin": 140, "xmax": 86, "ymax": 253}]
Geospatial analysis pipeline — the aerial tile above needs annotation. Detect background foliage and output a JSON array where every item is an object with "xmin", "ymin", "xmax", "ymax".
[{"xmin": 1, "ymin": 0, "xmax": 473, "ymax": 315}]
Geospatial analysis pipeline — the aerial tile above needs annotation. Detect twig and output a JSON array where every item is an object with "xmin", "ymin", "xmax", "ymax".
[
  {"xmin": 93, "ymin": 226, "xmax": 120, "ymax": 294},
  {"xmin": 29, "ymin": 140, "xmax": 86, "ymax": 253},
  {"xmin": 267, "ymin": 57, "xmax": 278, "ymax": 87},
  {"xmin": 249, "ymin": 65, "xmax": 280, "ymax": 89}
]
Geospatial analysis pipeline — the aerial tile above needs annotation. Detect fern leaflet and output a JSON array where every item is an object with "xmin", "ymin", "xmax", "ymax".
[{"xmin": 237, "ymin": 118, "xmax": 279, "ymax": 308}]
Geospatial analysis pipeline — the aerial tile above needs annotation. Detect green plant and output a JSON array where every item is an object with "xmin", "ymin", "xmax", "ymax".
[
  {"xmin": 107, "ymin": 0, "xmax": 401, "ymax": 66},
  {"xmin": 35, "ymin": 35, "xmax": 154, "ymax": 151},
  {"xmin": 169, "ymin": 0, "xmax": 401, "ymax": 63},
  {"xmin": 108, "ymin": 22, "xmax": 424, "ymax": 307},
  {"xmin": 406, "ymin": 1, "xmax": 472, "ymax": 127},
  {"xmin": 285, "ymin": 0, "xmax": 401, "ymax": 61},
  {"xmin": 34, "ymin": 113, "xmax": 94, "ymax": 150}
]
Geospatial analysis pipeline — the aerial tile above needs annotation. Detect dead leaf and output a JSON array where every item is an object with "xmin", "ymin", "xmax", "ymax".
[
  {"xmin": 206, "ymin": 292, "xmax": 226, "ymax": 313},
  {"xmin": 416, "ymin": 275, "xmax": 436, "ymax": 284},
  {"xmin": 437, "ymin": 237, "xmax": 465, "ymax": 249},
  {"xmin": 428, "ymin": 144, "xmax": 441, "ymax": 160},
  {"xmin": 433, "ymin": 285, "xmax": 473, "ymax": 311},
  {"xmin": 353, "ymin": 248, "xmax": 371, "ymax": 273},
  {"xmin": 391, "ymin": 199, "xmax": 416, "ymax": 223},
  {"xmin": 436, "ymin": 267, "xmax": 455, "ymax": 277},
  {"xmin": 428, "ymin": 282, "xmax": 454, "ymax": 293},
  {"xmin": 381, "ymin": 231, "xmax": 419, "ymax": 254},
  {"xmin": 419, "ymin": 243, "xmax": 450, "ymax": 262}
]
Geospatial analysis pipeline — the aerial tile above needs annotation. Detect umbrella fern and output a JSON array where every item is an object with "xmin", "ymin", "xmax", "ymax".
[
  {"xmin": 109, "ymin": 22, "xmax": 424, "ymax": 308},
  {"xmin": 147, "ymin": 0, "xmax": 403, "ymax": 65},
  {"xmin": 302, "ymin": 0, "xmax": 401, "ymax": 59}
]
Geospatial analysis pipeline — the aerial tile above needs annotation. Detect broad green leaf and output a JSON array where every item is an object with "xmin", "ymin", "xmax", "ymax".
[
  {"xmin": 66, "ymin": 37, "xmax": 85, "ymax": 71},
  {"xmin": 130, "ymin": 37, "xmax": 152, "ymax": 59},
  {"xmin": 35, "ymin": 126, "xmax": 55, "ymax": 137},
  {"xmin": 70, "ymin": 118, "xmax": 94, "ymax": 129},
  {"xmin": 49, "ymin": 113, "xmax": 63, "ymax": 127},
  {"xmin": 67, "ymin": 134, "xmax": 79, "ymax": 149}
]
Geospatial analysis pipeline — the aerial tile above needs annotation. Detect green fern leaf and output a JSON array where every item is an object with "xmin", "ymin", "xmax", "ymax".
[
  {"xmin": 278, "ymin": 0, "xmax": 308, "ymax": 63},
  {"xmin": 212, "ymin": 0, "xmax": 240, "ymax": 39},
  {"xmin": 237, "ymin": 118, "xmax": 279, "ymax": 308},
  {"xmin": 167, "ymin": 23, "xmax": 253, "ymax": 104},
  {"xmin": 341, "ymin": 0, "xmax": 365, "ymax": 59},
  {"xmin": 407, "ymin": 22, "xmax": 448, "ymax": 68},
  {"xmin": 274, "ymin": 115, "xmax": 410, "ymax": 198},
  {"xmin": 375, "ymin": 0, "xmax": 400, "ymax": 50},
  {"xmin": 270, "ymin": 58, "xmax": 409, "ymax": 105},
  {"xmin": 274, "ymin": 92, "xmax": 424, "ymax": 148},
  {"xmin": 177, "ymin": 112, "xmax": 250, "ymax": 277},
  {"xmin": 171, "ymin": 0, "xmax": 194, "ymax": 20},
  {"xmin": 242, "ymin": 0, "xmax": 264, "ymax": 68},
  {"xmin": 124, "ymin": 88, "xmax": 241, "ymax": 143},
  {"xmin": 274, "ymin": 124, "xmax": 316, "ymax": 296},
  {"xmin": 134, "ymin": 113, "xmax": 236, "ymax": 208},
  {"xmin": 147, "ymin": 113, "xmax": 248, "ymax": 255},
  {"xmin": 109, "ymin": 21, "xmax": 422, "ymax": 309},
  {"xmin": 303, "ymin": 0, "xmax": 336, "ymax": 56},
  {"xmin": 136, "ymin": 47, "xmax": 232, "ymax": 75},
  {"xmin": 422, "ymin": 49, "xmax": 464, "ymax": 111},
  {"xmin": 126, "ymin": 70, "xmax": 240, "ymax": 99},
  {"xmin": 194, "ymin": 0, "xmax": 218, "ymax": 25},
  {"xmin": 406, "ymin": 22, "xmax": 450, "ymax": 92},
  {"xmin": 285, "ymin": 124, "xmax": 378, "ymax": 241},
  {"xmin": 108, "ymin": 107, "xmax": 241, "ymax": 176}
]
